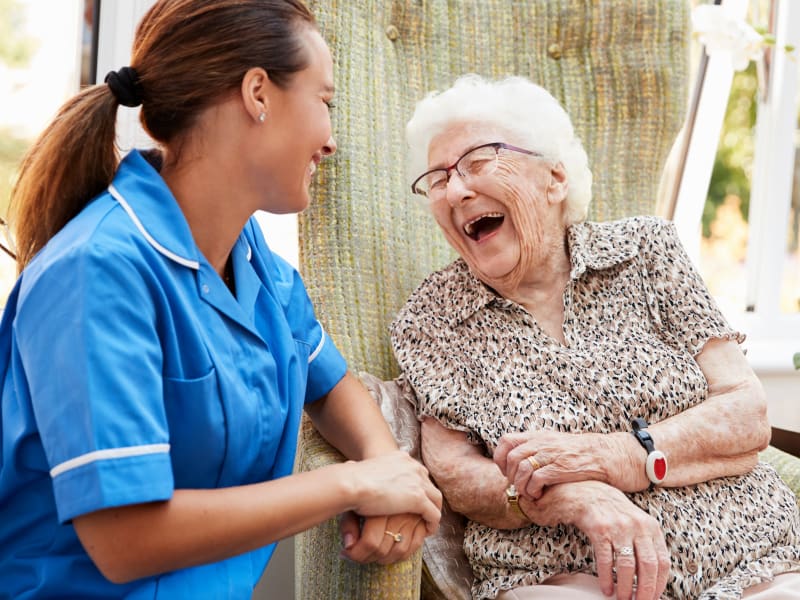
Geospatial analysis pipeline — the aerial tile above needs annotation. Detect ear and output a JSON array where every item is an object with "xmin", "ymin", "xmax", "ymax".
[
  {"xmin": 240, "ymin": 67, "xmax": 271, "ymax": 123},
  {"xmin": 546, "ymin": 161, "xmax": 569, "ymax": 205}
]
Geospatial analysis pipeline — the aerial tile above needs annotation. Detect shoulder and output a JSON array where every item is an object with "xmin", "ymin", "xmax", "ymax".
[
  {"xmin": 391, "ymin": 259, "xmax": 472, "ymax": 338},
  {"xmin": 570, "ymin": 216, "xmax": 675, "ymax": 271}
]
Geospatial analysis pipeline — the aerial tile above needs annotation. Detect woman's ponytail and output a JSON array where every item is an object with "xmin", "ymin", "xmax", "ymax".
[{"xmin": 9, "ymin": 84, "xmax": 120, "ymax": 271}]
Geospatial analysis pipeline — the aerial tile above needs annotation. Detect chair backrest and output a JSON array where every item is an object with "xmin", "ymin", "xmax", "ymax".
[
  {"xmin": 295, "ymin": 2, "xmax": 690, "ymax": 598},
  {"xmin": 301, "ymin": 0, "xmax": 690, "ymax": 381}
]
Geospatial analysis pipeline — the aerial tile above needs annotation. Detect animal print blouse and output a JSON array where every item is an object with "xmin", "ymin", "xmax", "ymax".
[{"xmin": 390, "ymin": 216, "xmax": 800, "ymax": 600}]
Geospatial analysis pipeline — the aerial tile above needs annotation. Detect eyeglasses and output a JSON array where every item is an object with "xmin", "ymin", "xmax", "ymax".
[{"xmin": 411, "ymin": 142, "xmax": 542, "ymax": 200}]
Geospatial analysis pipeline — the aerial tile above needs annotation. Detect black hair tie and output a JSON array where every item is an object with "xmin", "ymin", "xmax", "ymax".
[{"xmin": 104, "ymin": 66, "xmax": 143, "ymax": 108}]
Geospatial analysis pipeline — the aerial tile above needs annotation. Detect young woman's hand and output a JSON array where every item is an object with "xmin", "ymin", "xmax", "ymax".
[{"xmin": 342, "ymin": 450, "xmax": 442, "ymax": 534}]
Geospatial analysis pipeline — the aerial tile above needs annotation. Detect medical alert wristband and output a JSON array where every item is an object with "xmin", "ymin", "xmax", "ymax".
[{"xmin": 631, "ymin": 417, "xmax": 668, "ymax": 486}]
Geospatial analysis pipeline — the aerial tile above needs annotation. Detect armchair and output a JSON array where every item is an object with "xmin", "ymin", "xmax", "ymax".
[{"xmin": 294, "ymin": 1, "xmax": 799, "ymax": 598}]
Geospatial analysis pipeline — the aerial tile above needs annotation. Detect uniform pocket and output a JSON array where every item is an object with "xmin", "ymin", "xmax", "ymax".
[{"xmin": 163, "ymin": 367, "xmax": 225, "ymax": 488}]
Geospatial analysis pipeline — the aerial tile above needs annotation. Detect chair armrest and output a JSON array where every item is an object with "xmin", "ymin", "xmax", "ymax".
[
  {"xmin": 760, "ymin": 445, "xmax": 800, "ymax": 504},
  {"xmin": 293, "ymin": 414, "xmax": 423, "ymax": 600}
]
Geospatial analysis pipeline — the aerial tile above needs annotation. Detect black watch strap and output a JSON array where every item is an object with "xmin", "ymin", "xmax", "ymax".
[{"xmin": 631, "ymin": 418, "xmax": 668, "ymax": 485}]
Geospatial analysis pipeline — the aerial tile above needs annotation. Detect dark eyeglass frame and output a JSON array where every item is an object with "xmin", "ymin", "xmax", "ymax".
[{"xmin": 410, "ymin": 142, "xmax": 542, "ymax": 198}]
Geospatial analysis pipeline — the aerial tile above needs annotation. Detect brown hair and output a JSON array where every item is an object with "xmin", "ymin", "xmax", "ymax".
[{"xmin": 9, "ymin": 0, "xmax": 315, "ymax": 271}]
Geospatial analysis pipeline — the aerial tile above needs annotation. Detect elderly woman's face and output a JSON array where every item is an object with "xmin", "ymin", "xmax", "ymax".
[{"xmin": 426, "ymin": 122, "xmax": 563, "ymax": 283}]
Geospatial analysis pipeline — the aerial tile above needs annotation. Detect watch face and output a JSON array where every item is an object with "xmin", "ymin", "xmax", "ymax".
[
  {"xmin": 646, "ymin": 450, "xmax": 668, "ymax": 483},
  {"xmin": 506, "ymin": 484, "xmax": 519, "ymax": 500}
]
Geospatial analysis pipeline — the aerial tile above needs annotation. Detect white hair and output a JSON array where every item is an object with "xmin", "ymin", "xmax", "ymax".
[{"xmin": 405, "ymin": 74, "xmax": 592, "ymax": 224}]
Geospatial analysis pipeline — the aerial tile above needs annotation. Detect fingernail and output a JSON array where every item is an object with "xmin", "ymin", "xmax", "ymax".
[{"xmin": 343, "ymin": 533, "xmax": 355, "ymax": 549}]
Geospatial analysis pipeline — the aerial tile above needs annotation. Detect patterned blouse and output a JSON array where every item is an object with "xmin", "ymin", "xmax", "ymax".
[{"xmin": 390, "ymin": 216, "xmax": 800, "ymax": 600}]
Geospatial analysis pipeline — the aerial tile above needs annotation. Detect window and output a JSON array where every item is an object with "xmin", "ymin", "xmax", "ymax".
[
  {"xmin": 0, "ymin": 0, "xmax": 97, "ymax": 299},
  {"xmin": 672, "ymin": 0, "xmax": 800, "ymax": 373}
]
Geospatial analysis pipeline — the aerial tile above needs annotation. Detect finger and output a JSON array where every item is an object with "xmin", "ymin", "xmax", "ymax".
[
  {"xmin": 338, "ymin": 511, "xmax": 361, "ymax": 552},
  {"xmin": 631, "ymin": 538, "xmax": 660, "ymax": 600},
  {"xmin": 506, "ymin": 441, "xmax": 542, "ymax": 485},
  {"xmin": 420, "ymin": 483, "xmax": 443, "ymax": 534},
  {"xmin": 654, "ymin": 534, "xmax": 671, "ymax": 599},
  {"xmin": 613, "ymin": 544, "xmax": 637, "ymax": 600},
  {"xmin": 593, "ymin": 541, "xmax": 616, "ymax": 596},
  {"xmin": 520, "ymin": 455, "xmax": 546, "ymax": 499},
  {"xmin": 342, "ymin": 515, "xmax": 387, "ymax": 563},
  {"xmin": 493, "ymin": 436, "xmax": 514, "ymax": 475},
  {"xmin": 377, "ymin": 519, "xmax": 420, "ymax": 565}
]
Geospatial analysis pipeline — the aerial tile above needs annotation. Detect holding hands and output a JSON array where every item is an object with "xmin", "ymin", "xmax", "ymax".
[{"xmin": 337, "ymin": 450, "xmax": 442, "ymax": 564}]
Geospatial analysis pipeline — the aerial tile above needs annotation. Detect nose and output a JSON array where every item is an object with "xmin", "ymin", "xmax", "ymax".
[
  {"xmin": 322, "ymin": 135, "xmax": 336, "ymax": 157},
  {"xmin": 445, "ymin": 170, "xmax": 475, "ymax": 207}
]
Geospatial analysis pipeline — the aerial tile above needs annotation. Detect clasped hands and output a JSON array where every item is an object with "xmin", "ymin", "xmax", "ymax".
[
  {"xmin": 338, "ymin": 511, "xmax": 429, "ymax": 564},
  {"xmin": 495, "ymin": 430, "xmax": 670, "ymax": 600}
]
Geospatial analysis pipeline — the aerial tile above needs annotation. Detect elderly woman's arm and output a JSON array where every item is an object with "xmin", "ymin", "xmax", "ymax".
[
  {"xmin": 495, "ymin": 338, "xmax": 770, "ymax": 497},
  {"xmin": 421, "ymin": 418, "xmax": 670, "ymax": 600}
]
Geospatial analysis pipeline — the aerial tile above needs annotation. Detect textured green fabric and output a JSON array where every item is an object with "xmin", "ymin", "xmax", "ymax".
[
  {"xmin": 300, "ymin": 0, "xmax": 691, "ymax": 382},
  {"xmin": 294, "ymin": 1, "xmax": 692, "ymax": 599},
  {"xmin": 761, "ymin": 446, "xmax": 800, "ymax": 506}
]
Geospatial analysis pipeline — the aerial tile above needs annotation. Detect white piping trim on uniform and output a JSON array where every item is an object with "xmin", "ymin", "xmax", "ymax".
[
  {"xmin": 308, "ymin": 323, "xmax": 326, "ymax": 363},
  {"xmin": 109, "ymin": 184, "xmax": 200, "ymax": 270},
  {"xmin": 50, "ymin": 443, "xmax": 171, "ymax": 478}
]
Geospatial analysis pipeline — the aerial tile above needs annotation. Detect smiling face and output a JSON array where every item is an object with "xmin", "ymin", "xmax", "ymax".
[
  {"xmin": 257, "ymin": 25, "xmax": 336, "ymax": 214},
  {"xmin": 426, "ymin": 121, "xmax": 568, "ymax": 291}
]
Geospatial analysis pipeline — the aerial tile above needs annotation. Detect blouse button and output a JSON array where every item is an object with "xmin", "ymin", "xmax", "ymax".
[
  {"xmin": 202, "ymin": 284, "xmax": 210, "ymax": 294},
  {"xmin": 547, "ymin": 42, "xmax": 562, "ymax": 59},
  {"xmin": 611, "ymin": 405, "xmax": 622, "ymax": 416},
  {"xmin": 687, "ymin": 561, "xmax": 699, "ymax": 574},
  {"xmin": 385, "ymin": 24, "xmax": 400, "ymax": 41}
]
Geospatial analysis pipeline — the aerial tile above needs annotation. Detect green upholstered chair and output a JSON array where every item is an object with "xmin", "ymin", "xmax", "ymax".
[{"xmin": 293, "ymin": 1, "xmax": 800, "ymax": 598}]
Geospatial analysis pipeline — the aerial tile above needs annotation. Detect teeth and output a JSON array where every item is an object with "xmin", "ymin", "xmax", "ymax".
[{"xmin": 464, "ymin": 212, "xmax": 503, "ymax": 236}]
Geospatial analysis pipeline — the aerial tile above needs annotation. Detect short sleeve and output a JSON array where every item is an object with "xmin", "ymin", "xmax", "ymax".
[
  {"xmin": 643, "ymin": 219, "xmax": 745, "ymax": 355},
  {"xmin": 15, "ymin": 247, "xmax": 173, "ymax": 523},
  {"xmin": 390, "ymin": 301, "xmax": 476, "ymax": 438}
]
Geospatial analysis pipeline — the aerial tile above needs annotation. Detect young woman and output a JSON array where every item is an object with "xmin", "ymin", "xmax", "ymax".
[{"xmin": 0, "ymin": 1, "xmax": 440, "ymax": 597}]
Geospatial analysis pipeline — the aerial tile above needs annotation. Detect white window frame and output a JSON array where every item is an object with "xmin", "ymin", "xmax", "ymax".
[{"xmin": 672, "ymin": 0, "xmax": 800, "ymax": 374}]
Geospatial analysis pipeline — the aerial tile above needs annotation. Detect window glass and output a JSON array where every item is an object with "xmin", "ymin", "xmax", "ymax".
[
  {"xmin": 698, "ymin": 65, "xmax": 757, "ymax": 316},
  {"xmin": 779, "ymin": 63, "xmax": 800, "ymax": 314},
  {"xmin": 0, "ymin": 0, "xmax": 92, "ymax": 302}
]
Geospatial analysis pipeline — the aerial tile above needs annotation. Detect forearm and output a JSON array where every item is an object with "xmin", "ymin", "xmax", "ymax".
[
  {"xmin": 74, "ymin": 461, "xmax": 362, "ymax": 583},
  {"xmin": 428, "ymin": 443, "xmax": 605, "ymax": 531},
  {"xmin": 645, "ymin": 378, "xmax": 766, "ymax": 485},
  {"xmin": 420, "ymin": 419, "xmax": 527, "ymax": 529},
  {"xmin": 305, "ymin": 371, "xmax": 398, "ymax": 459},
  {"xmin": 608, "ymin": 339, "xmax": 769, "ymax": 490}
]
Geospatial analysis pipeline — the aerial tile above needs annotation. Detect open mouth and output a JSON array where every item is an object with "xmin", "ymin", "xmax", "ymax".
[{"xmin": 463, "ymin": 212, "xmax": 505, "ymax": 242}]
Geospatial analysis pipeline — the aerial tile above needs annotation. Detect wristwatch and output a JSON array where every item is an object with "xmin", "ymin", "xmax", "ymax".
[
  {"xmin": 631, "ymin": 418, "xmax": 668, "ymax": 486},
  {"xmin": 505, "ymin": 484, "xmax": 531, "ymax": 521}
]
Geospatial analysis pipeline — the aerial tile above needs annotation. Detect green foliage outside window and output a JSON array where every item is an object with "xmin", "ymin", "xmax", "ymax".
[
  {"xmin": 704, "ymin": 63, "xmax": 759, "ymax": 238},
  {"xmin": 0, "ymin": 0, "xmax": 36, "ymax": 217}
]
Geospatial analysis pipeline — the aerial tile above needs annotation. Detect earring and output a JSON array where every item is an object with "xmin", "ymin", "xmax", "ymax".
[{"xmin": 258, "ymin": 112, "xmax": 266, "ymax": 123}]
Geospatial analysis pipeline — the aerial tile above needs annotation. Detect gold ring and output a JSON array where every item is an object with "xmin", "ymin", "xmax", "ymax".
[
  {"xmin": 527, "ymin": 456, "xmax": 541, "ymax": 471},
  {"xmin": 385, "ymin": 530, "xmax": 403, "ymax": 543}
]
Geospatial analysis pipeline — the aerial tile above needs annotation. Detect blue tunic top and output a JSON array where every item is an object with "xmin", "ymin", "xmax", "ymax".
[{"xmin": 0, "ymin": 150, "xmax": 347, "ymax": 598}]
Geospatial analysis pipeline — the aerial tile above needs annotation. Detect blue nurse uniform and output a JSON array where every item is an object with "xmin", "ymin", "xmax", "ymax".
[{"xmin": 0, "ymin": 150, "xmax": 347, "ymax": 598}]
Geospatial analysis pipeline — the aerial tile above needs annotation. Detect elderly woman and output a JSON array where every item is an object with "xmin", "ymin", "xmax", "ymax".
[{"xmin": 390, "ymin": 74, "xmax": 800, "ymax": 600}]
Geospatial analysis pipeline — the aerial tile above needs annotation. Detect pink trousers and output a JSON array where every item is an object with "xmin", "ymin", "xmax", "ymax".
[{"xmin": 495, "ymin": 572, "xmax": 800, "ymax": 599}]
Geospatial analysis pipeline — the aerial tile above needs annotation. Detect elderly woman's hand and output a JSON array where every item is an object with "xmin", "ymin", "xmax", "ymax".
[
  {"xmin": 494, "ymin": 429, "xmax": 643, "ymax": 499},
  {"xmin": 531, "ymin": 480, "xmax": 670, "ymax": 600}
]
